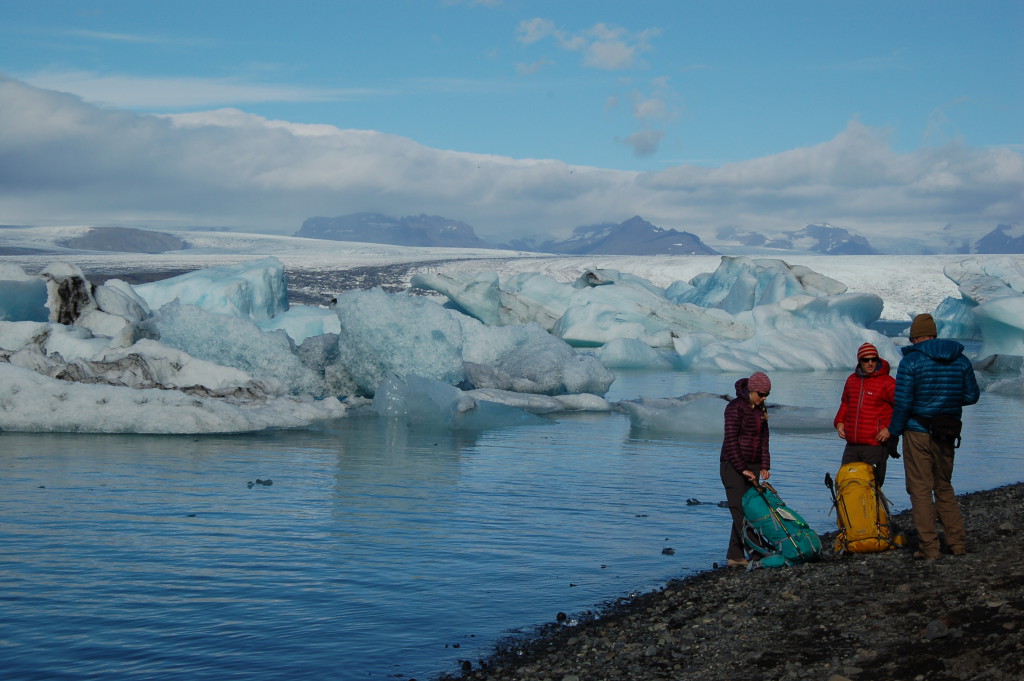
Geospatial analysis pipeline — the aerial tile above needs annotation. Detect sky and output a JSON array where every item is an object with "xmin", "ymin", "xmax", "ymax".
[{"xmin": 0, "ymin": 0, "xmax": 1022, "ymax": 249}]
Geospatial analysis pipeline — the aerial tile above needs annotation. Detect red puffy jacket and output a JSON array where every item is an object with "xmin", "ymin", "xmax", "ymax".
[{"xmin": 833, "ymin": 358, "xmax": 896, "ymax": 446}]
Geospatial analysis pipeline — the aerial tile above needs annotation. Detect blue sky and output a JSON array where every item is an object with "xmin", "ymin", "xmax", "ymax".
[{"xmin": 0, "ymin": 0, "xmax": 1022, "ymax": 247}]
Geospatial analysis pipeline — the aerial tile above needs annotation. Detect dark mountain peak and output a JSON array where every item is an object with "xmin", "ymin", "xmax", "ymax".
[
  {"xmin": 59, "ymin": 226, "xmax": 187, "ymax": 254},
  {"xmin": 296, "ymin": 213, "xmax": 490, "ymax": 249},
  {"xmin": 975, "ymin": 223, "xmax": 1024, "ymax": 253},
  {"xmin": 546, "ymin": 216, "xmax": 718, "ymax": 256}
]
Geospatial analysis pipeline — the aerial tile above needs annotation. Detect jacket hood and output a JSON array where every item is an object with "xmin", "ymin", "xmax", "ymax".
[
  {"xmin": 856, "ymin": 357, "xmax": 892, "ymax": 377},
  {"xmin": 734, "ymin": 377, "xmax": 750, "ymax": 399},
  {"xmin": 901, "ymin": 338, "xmax": 965, "ymax": 364}
]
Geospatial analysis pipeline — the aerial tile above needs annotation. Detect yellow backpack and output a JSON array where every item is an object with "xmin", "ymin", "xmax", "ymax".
[{"xmin": 827, "ymin": 462, "xmax": 898, "ymax": 554}]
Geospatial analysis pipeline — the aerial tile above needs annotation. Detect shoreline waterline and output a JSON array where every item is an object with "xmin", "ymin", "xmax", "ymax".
[{"xmin": 440, "ymin": 481, "xmax": 1024, "ymax": 681}]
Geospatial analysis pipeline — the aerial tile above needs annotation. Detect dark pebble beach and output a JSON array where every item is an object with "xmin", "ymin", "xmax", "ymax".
[{"xmin": 440, "ymin": 482, "xmax": 1024, "ymax": 681}]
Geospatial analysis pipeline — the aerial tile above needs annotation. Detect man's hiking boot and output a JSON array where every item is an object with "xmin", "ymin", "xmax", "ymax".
[
  {"xmin": 913, "ymin": 550, "xmax": 940, "ymax": 561},
  {"xmin": 727, "ymin": 558, "xmax": 749, "ymax": 568},
  {"xmin": 951, "ymin": 545, "xmax": 967, "ymax": 556}
]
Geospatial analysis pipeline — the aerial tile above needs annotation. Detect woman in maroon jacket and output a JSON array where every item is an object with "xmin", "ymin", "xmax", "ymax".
[
  {"xmin": 719, "ymin": 371, "xmax": 772, "ymax": 568},
  {"xmin": 833, "ymin": 342, "xmax": 897, "ymax": 485}
]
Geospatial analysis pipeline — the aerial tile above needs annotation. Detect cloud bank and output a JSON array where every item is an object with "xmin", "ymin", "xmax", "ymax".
[{"xmin": 0, "ymin": 74, "xmax": 1020, "ymax": 244}]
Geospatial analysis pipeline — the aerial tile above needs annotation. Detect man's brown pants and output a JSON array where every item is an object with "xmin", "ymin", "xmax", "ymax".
[{"xmin": 902, "ymin": 430, "xmax": 966, "ymax": 558}]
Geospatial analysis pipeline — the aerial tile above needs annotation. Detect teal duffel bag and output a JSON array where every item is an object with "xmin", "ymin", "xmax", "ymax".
[{"xmin": 741, "ymin": 482, "xmax": 822, "ymax": 568}]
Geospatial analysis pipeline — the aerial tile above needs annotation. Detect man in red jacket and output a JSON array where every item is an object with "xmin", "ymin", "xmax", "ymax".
[{"xmin": 834, "ymin": 343, "xmax": 897, "ymax": 485}]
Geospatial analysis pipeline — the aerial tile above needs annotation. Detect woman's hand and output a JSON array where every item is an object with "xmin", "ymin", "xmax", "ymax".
[
  {"xmin": 836, "ymin": 423, "xmax": 846, "ymax": 439},
  {"xmin": 761, "ymin": 469, "xmax": 771, "ymax": 481},
  {"xmin": 742, "ymin": 470, "xmax": 758, "ymax": 484}
]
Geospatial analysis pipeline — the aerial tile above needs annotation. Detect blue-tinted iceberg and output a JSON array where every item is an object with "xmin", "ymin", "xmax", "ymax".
[
  {"xmin": 414, "ymin": 257, "xmax": 896, "ymax": 371},
  {"xmin": 0, "ymin": 258, "xmax": 616, "ymax": 433},
  {"xmin": 938, "ymin": 257, "xmax": 1024, "ymax": 358}
]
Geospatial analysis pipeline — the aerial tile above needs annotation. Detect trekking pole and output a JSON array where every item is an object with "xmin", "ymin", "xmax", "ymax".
[{"xmin": 824, "ymin": 472, "xmax": 841, "ymax": 521}]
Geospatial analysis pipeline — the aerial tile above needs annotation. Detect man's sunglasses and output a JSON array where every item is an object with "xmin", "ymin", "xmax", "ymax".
[{"xmin": 859, "ymin": 357, "xmax": 880, "ymax": 364}]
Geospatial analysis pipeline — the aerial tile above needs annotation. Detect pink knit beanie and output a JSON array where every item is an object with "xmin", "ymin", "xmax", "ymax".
[{"xmin": 748, "ymin": 371, "xmax": 771, "ymax": 393}]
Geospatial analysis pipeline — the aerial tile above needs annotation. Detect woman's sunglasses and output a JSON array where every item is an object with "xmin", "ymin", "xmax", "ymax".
[{"xmin": 756, "ymin": 391, "xmax": 770, "ymax": 398}]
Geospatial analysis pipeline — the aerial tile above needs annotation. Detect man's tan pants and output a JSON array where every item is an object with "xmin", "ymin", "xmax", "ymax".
[{"xmin": 902, "ymin": 430, "xmax": 966, "ymax": 558}]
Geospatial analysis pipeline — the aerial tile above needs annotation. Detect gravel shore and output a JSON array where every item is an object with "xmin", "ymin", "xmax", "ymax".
[{"xmin": 440, "ymin": 482, "xmax": 1024, "ymax": 681}]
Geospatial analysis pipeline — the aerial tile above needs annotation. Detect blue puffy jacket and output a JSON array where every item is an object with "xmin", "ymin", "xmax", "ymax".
[{"xmin": 890, "ymin": 338, "xmax": 980, "ymax": 435}]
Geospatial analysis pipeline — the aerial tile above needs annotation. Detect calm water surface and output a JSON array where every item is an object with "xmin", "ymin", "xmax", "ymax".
[{"xmin": 1, "ymin": 370, "xmax": 1020, "ymax": 680}]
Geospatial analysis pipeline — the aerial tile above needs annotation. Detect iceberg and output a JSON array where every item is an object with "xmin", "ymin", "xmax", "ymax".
[
  {"xmin": 134, "ymin": 257, "xmax": 288, "ymax": 321},
  {"xmin": 940, "ymin": 257, "xmax": 1024, "ymax": 357},
  {"xmin": 618, "ymin": 392, "xmax": 835, "ymax": 435},
  {"xmin": 412, "ymin": 267, "xmax": 750, "ymax": 348},
  {"xmin": 666, "ymin": 256, "xmax": 848, "ymax": 313},
  {"xmin": 0, "ymin": 258, "xmax": 617, "ymax": 433},
  {"xmin": 415, "ymin": 257, "xmax": 895, "ymax": 372},
  {"xmin": 0, "ymin": 363, "xmax": 345, "ymax": 434},
  {"xmin": 3, "ymin": 251, "xmax": 1021, "ymax": 435}
]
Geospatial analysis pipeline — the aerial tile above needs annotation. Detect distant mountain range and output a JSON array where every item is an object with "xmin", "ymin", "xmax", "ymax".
[
  {"xmin": 295, "ymin": 213, "xmax": 491, "ymax": 249},
  {"xmin": 715, "ymin": 223, "xmax": 880, "ymax": 255},
  {"xmin": 2, "ymin": 218, "xmax": 1020, "ymax": 256},
  {"xmin": 496, "ymin": 216, "xmax": 720, "ymax": 256}
]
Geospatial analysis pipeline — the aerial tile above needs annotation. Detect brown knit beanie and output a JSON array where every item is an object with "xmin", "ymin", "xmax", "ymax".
[{"xmin": 909, "ymin": 313, "xmax": 937, "ymax": 339}]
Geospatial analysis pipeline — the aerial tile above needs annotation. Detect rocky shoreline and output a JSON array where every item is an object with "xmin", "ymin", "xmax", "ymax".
[{"xmin": 439, "ymin": 482, "xmax": 1024, "ymax": 681}]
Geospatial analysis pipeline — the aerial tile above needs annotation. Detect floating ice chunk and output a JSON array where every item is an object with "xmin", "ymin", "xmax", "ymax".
[
  {"xmin": 145, "ymin": 301, "xmax": 323, "ymax": 396},
  {"xmin": 459, "ymin": 315, "xmax": 614, "ymax": 395},
  {"xmin": 0, "ymin": 363, "xmax": 344, "ymax": 434},
  {"xmin": 415, "ymin": 267, "xmax": 750, "ymax": 348},
  {"xmin": 93, "ymin": 339, "xmax": 277, "ymax": 396},
  {"xmin": 134, "ymin": 257, "xmax": 288, "ymax": 321},
  {"xmin": 618, "ymin": 393, "xmax": 729, "ymax": 437},
  {"xmin": 931, "ymin": 296, "xmax": 980, "ymax": 340},
  {"xmin": 373, "ymin": 374, "xmax": 545, "ymax": 430},
  {"xmin": 694, "ymin": 293, "xmax": 896, "ymax": 371},
  {"xmin": 335, "ymin": 288, "xmax": 465, "ymax": 396},
  {"xmin": 668, "ymin": 256, "xmax": 847, "ymax": 314},
  {"xmin": 975, "ymin": 354, "xmax": 1024, "ymax": 395},
  {"xmin": 618, "ymin": 392, "xmax": 835, "ymax": 434},
  {"xmin": 592, "ymin": 338, "xmax": 677, "ymax": 370},
  {"xmin": 40, "ymin": 262, "xmax": 97, "ymax": 325},
  {"xmin": 943, "ymin": 256, "xmax": 1024, "ymax": 356},
  {"xmin": 467, "ymin": 388, "xmax": 613, "ymax": 414},
  {"xmin": 411, "ymin": 270, "xmax": 502, "ymax": 324}
]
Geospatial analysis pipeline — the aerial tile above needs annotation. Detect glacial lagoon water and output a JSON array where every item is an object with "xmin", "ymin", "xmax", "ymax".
[{"xmin": 1, "ymin": 368, "xmax": 1021, "ymax": 681}]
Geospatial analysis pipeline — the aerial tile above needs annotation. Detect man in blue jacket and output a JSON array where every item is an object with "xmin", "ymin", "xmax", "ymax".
[{"xmin": 890, "ymin": 313, "xmax": 980, "ymax": 560}]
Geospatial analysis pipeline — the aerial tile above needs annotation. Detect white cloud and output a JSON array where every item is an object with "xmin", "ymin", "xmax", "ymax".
[
  {"xmin": 515, "ymin": 19, "xmax": 658, "ymax": 71},
  {"xmin": 18, "ymin": 70, "xmax": 382, "ymax": 109},
  {"xmin": 516, "ymin": 58, "xmax": 554, "ymax": 76},
  {"xmin": 0, "ymin": 75, "xmax": 1020, "ymax": 243}
]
